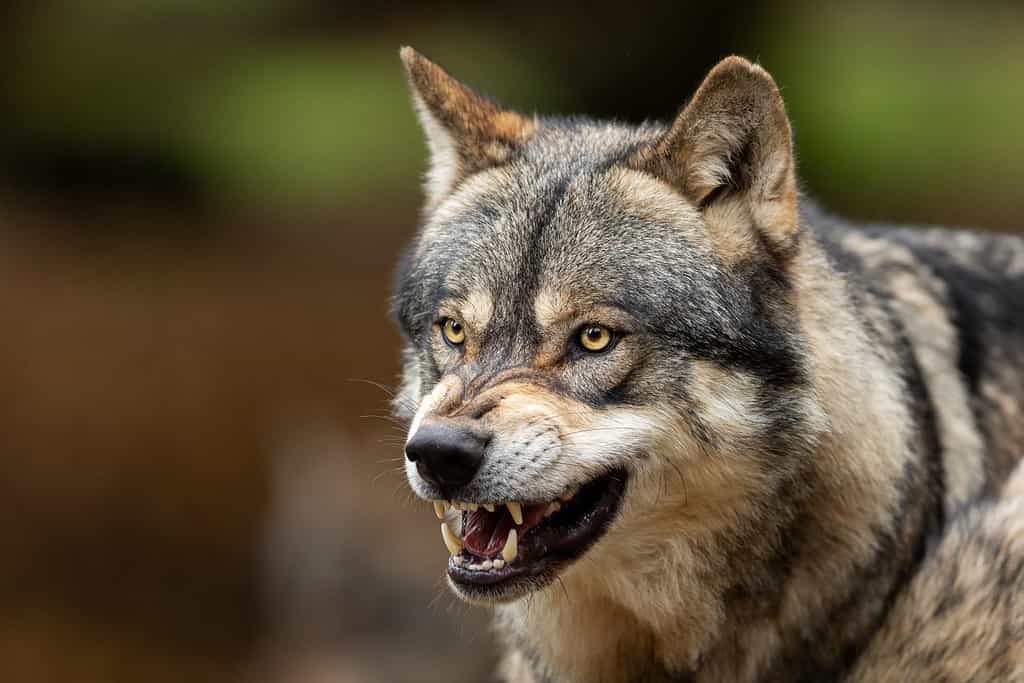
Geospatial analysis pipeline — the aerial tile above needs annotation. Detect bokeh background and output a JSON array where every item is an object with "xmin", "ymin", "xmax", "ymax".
[{"xmin": 1, "ymin": 1, "xmax": 1022, "ymax": 681}]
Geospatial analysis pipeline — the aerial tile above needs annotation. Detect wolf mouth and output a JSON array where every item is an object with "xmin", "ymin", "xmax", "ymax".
[{"xmin": 433, "ymin": 470, "xmax": 627, "ymax": 600}]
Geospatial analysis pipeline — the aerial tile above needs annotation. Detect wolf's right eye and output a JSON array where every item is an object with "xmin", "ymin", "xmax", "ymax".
[
  {"xmin": 441, "ymin": 318, "xmax": 466, "ymax": 347},
  {"xmin": 579, "ymin": 325, "xmax": 613, "ymax": 352}
]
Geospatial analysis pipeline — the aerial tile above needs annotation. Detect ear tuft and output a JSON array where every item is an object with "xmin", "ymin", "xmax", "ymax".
[
  {"xmin": 631, "ymin": 56, "xmax": 799, "ymax": 253},
  {"xmin": 400, "ymin": 47, "xmax": 535, "ymax": 208}
]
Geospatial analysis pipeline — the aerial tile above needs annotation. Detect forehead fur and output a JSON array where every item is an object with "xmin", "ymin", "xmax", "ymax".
[{"xmin": 398, "ymin": 120, "xmax": 725, "ymax": 326}]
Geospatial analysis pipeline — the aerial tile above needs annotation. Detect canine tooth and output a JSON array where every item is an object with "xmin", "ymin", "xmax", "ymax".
[
  {"xmin": 507, "ymin": 501, "xmax": 523, "ymax": 525},
  {"xmin": 502, "ymin": 528, "xmax": 518, "ymax": 563},
  {"xmin": 493, "ymin": 559, "xmax": 505, "ymax": 569},
  {"xmin": 441, "ymin": 522, "xmax": 463, "ymax": 556},
  {"xmin": 433, "ymin": 500, "xmax": 447, "ymax": 520},
  {"xmin": 482, "ymin": 560, "xmax": 493, "ymax": 570},
  {"xmin": 483, "ymin": 504, "xmax": 495, "ymax": 512}
]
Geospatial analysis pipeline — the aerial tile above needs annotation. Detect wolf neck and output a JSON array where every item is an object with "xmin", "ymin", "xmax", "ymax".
[{"xmin": 495, "ymin": 237, "xmax": 941, "ymax": 683}]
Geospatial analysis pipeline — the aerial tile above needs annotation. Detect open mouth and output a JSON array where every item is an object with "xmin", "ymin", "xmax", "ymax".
[{"xmin": 432, "ymin": 470, "xmax": 627, "ymax": 601}]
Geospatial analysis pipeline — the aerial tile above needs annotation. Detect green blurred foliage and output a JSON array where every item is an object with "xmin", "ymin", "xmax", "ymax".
[
  {"xmin": 3, "ymin": 2, "xmax": 571, "ymax": 211},
  {"xmin": 183, "ymin": 38, "xmax": 567, "ymax": 207},
  {"xmin": 763, "ymin": 3, "xmax": 1024, "ymax": 226},
  {"xmin": 2, "ymin": 0, "xmax": 1023, "ymax": 225}
]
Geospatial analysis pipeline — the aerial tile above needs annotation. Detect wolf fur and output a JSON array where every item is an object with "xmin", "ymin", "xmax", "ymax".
[{"xmin": 392, "ymin": 47, "xmax": 1024, "ymax": 682}]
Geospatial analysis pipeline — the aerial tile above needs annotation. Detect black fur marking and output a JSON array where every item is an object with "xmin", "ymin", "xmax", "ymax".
[
  {"xmin": 421, "ymin": 349, "xmax": 442, "ymax": 387},
  {"xmin": 893, "ymin": 243, "xmax": 991, "ymax": 397},
  {"xmin": 519, "ymin": 174, "xmax": 573, "ymax": 332},
  {"xmin": 892, "ymin": 235, "xmax": 1024, "ymax": 493},
  {"xmin": 887, "ymin": 298, "xmax": 946, "ymax": 538},
  {"xmin": 599, "ymin": 361, "xmax": 644, "ymax": 406}
]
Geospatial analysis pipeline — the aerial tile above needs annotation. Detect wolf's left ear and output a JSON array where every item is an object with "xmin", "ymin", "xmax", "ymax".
[
  {"xmin": 631, "ymin": 56, "xmax": 799, "ymax": 254},
  {"xmin": 400, "ymin": 47, "xmax": 536, "ymax": 209}
]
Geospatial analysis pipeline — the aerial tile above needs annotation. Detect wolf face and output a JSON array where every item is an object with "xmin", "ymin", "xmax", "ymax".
[{"xmin": 393, "ymin": 48, "xmax": 827, "ymax": 604}]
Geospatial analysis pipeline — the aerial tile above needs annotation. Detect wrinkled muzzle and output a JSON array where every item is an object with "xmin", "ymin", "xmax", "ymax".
[{"xmin": 403, "ymin": 373, "xmax": 640, "ymax": 602}]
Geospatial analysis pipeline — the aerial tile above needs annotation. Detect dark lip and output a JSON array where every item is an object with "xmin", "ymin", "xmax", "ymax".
[{"xmin": 447, "ymin": 469, "xmax": 628, "ymax": 601}]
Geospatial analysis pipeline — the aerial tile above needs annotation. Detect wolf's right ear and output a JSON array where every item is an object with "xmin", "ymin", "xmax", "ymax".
[
  {"xmin": 400, "ymin": 47, "xmax": 536, "ymax": 209},
  {"xmin": 630, "ymin": 56, "xmax": 799, "ymax": 255}
]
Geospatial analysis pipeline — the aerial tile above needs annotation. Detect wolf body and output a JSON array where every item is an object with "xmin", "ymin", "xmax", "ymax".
[{"xmin": 392, "ymin": 48, "xmax": 1024, "ymax": 682}]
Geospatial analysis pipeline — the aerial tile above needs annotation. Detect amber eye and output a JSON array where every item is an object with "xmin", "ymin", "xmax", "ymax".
[
  {"xmin": 579, "ymin": 324, "xmax": 612, "ymax": 352},
  {"xmin": 442, "ymin": 318, "xmax": 466, "ymax": 346}
]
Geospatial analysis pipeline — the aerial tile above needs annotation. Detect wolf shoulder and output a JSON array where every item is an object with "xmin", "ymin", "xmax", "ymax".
[
  {"xmin": 810, "ymin": 213, "xmax": 1024, "ymax": 401},
  {"xmin": 846, "ymin": 462, "xmax": 1024, "ymax": 683},
  {"xmin": 812, "ymin": 210, "xmax": 1024, "ymax": 494}
]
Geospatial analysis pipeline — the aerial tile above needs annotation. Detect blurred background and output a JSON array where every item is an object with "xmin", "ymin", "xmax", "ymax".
[{"xmin": 0, "ymin": 1, "xmax": 1022, "ymax": 681}]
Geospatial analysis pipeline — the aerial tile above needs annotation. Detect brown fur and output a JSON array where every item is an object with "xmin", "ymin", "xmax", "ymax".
[
  {"xmin": 400, "ymin": 47, "xmax": 535, "ymax": 207},
  {"xmin": 847, "ymin": 463, "xmax": 1024, "ymax": 682}
]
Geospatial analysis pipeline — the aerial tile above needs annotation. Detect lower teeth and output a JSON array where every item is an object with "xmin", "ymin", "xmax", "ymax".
[{"xmin": 464, "ymin": 557, "xmax": 507, "ymax": 571}]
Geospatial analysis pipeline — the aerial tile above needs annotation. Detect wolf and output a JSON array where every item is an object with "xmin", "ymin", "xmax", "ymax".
[{"xmin": 391, "ymin": 46, "xmax": 1024, "ymax": 682}]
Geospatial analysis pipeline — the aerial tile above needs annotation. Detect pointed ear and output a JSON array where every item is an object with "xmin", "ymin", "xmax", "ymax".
[
  {"xmin": 400, "ymin": 47, "xmax": 536, "ymax": 208},
  {"xmin": 631, "ymin": 56, "xmax": 799, "ymax": 254}
]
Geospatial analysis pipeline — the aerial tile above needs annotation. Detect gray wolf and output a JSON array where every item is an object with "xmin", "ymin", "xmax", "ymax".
[{"xmin": 391, "ymin": 46, "xmax": 1024, "ymax": 682}]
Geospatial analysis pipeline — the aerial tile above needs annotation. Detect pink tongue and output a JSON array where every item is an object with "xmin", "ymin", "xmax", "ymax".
[{"xmin": 462, "ymin": 505, "xmax": 547, "ymax": 557}]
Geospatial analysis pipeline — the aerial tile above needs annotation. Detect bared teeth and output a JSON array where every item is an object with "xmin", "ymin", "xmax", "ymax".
[
  {"xmin": 433, "ymin": 500, "xmax": 448, "ymax": 520},
  {"xmin": 483, "ymin": 503, "xmax": 495, "ymax": 512},
  {"xmin": 502, "ymin": 528, "xmax": 518, "ymax": 562},
  {"xmin": 507, "ymin": 501, "xmax": 523, "ymax": 525},
  {"xmin": 492, "ymin": 559, "xmax": 505, "ymax": 569},
  {"xmin": 466, "ymin": 502, "xmax": 479, "ymax": 512},
  {"xmin": 441, "ymin": 522, "xmax": 463, "ymax": 556},
  {"xmin": 452, "ymin": 555, "xmax": 464, "ymax": 565}
]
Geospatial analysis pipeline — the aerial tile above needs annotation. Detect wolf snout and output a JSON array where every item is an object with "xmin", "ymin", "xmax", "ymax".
[{"xmin": 405, "ymin": 421, "xmax": 490, "ymax": 493}]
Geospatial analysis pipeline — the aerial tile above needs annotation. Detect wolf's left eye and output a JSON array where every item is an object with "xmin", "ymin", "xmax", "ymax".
[
  {"xmin": 441, "ymin": 318, "xmax": 466, "ymax": 346},
  {"xmin": 579, "ymin": 325, "xmax": 613, "ymax": 352}
]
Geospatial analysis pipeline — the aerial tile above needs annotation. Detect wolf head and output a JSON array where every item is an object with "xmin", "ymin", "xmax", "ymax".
[{"xmin": 393, "ymin": 48, "xmax": 827, "ymax": 604}]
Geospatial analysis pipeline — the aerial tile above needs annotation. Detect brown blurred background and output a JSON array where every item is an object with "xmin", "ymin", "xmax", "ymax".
[{"xmin": 0, "ymin": 2, "xmax": 1022, "ymax": 681}]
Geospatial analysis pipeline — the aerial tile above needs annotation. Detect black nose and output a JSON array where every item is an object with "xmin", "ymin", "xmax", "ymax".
[{"xmin": 405, "ymin": 422, "xmax": 488, "ymax": 491}]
